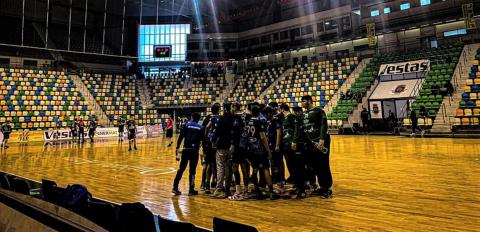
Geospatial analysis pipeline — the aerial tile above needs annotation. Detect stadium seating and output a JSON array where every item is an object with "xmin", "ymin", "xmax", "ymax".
[
  {"xmin": 0, "ymin": 68, "xmax": 94, "ymax": 130},
  {"xmin": 229, "ymin": 67, "xmax": 285, "ymax": 105},
  {"xmin": 149, "ymin": 73, "xmax": 226, "ymax": 107},
  {"xmin": 409, "ymin": 45, "xmax": 462, "ymax": 125},
  {"xmin": 454, "ymin": 48, "xmax": 480, "ymax": 128},
  {"xmin": 81, "ymin": 73, "xmax": 162, "ymax": 126},
  {"xmin": 263, "ymin": 57, "xmax": 359, "ymax": 108},
  {"xmin": 329, "ymin": 43, "xmax": 462, "ymax": 124}
]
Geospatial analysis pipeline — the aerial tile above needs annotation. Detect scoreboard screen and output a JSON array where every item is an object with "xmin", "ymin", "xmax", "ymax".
[
  {"xmin": 138, "ymin": 24, "xmax": 190, "ymax": 62},
  {"xmin": 154, "ymin": 46, "xmax": 172, "ymax": 58}
]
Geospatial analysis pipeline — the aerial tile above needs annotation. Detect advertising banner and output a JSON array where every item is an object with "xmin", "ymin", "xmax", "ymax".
[
  {"xmin": 123, "ymin": 126, "xmax": 147, "ymax": 138},
  {"xmin": 378, "ymin": 60, "xmax": 430, "ymax": 76},
  {"xmin": 146, "ymin": 125, "xmax": 163, "ymax": 137}
]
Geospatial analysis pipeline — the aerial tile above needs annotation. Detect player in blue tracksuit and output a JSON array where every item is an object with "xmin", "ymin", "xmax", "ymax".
[{"xmin": 172, "ymin": 112, "xmax": 204, "ymax": 196}]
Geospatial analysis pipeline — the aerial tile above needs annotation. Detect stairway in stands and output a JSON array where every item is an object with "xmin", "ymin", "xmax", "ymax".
[
  {"xmin": 431, "ymin": 43, "xmax": 480, "ymax": 133},
  {"xmin": 70, "ymin": 74, "xmax": 111, "ymax": 127},
  {"xmin": 324, "ymin": 58, "xmax": 371, "ymax": 114},
  {"xmin": 137, "ymin": 78, "xmax": 154, "ymax": 109},
  {"xmin": 257, "ymin": 68, "xmax": 295, "ymax": 101}
]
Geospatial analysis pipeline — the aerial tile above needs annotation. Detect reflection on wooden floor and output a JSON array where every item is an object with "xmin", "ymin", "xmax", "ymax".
[{"xmin": 1, "ymin": 135, "xmax": 479, "ymax": 231}]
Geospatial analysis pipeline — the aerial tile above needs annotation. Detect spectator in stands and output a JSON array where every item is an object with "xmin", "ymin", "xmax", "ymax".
[
  {"xmin": 360, "ymin": 107, "xmax": 370, "ymax": 134},
  {"xmin": 1, "ymin": 120, "xmax": 12, "ymax": 149},
  {"xmin": 340, "ymin": 91, "xmax": 345, "ymax": 100},
  {"xmin": 354, "ymin": 91, "xmax": 362, "ymax": 102},
  {"xmin": 445, "ymin": 81, "xmax": 454, "ymax": 97},
  {"xmin": 346, "ymin": 90, "xmax": 353, "ymax": 100},
  {"xmin": 420, "ymin": 106, "xmax": 428, "ymax": 119}
]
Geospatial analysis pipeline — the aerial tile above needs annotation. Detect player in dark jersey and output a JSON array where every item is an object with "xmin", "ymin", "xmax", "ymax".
[
  {"xmin": 247, "ymin": 106, "xmax": 277, "ymax": 200},
  {"xmin": 268, "ymin": 102, "xmax": 285, "ymax": 186},
  {"xmin": 207, "ymin": 102, "xmax": 234, "ymax": 198},
  {"xmin": 264, "ymin": 106, "xmax": 285, "ymax": 193},
  {"xmin": 71, "ymin": 118, "xmax": 78, "ymax": 142},
  {"xmin": 0, "ymin": 121, "xmax": 12, "ymax": 148},
  {"xmin": 77, "ymin": 119, "xmax": 85, "ymax": 143},
  {"xmin": 118, "ymin": 118, "xmax": 125, "ymax": 143},
  {"xmin": 88, "ymin": 118, "xmax": 97, "ymax": 143},
  {"xmin": 172, "ymin": 113, "xmax": 204, "ymax": 196},
  {"xmin": 225, "ymin": 102, "xmax": 250, "ymax": 200},
  {"xmin": 283, "ymin": 105, "xmax": 307, "ymax": 198},
  {"xmin": 127, "ymin": 115, "xmax": 137, "ymax": 151},
  {"xmin": 201, "ymin": 103, "xmax": 220, "ymax": 194},
  {"xmin": 301, "ymin": 95, "xmax": 332, "ymax": 198}
]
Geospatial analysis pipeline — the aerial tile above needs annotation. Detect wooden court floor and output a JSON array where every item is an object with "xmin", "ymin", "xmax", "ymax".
[{"xmin": 0, "ymin": 135, "xmax": 479, "ymax": 231}]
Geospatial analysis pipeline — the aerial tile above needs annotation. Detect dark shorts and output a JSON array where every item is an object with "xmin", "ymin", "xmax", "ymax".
[
  {"xmin": 2, "ymin": 132, "xmax": 10, "ymax": 140},
  {"xmin": 88, "ymin": 130, "xmax": 95, "ymax": 136},
  {"xmin": 166, "ymin": 129, "xmax": 173, "ymax": 138},
  {"xmin": 128, "ymin": 130, "xmax": 136, "ymax": 140},
  {"xmin": 202, "ymin": 142, "xmax": 216, "ymax": 164},
  {"xmin": 232, "ymin": 147, "xmax": 248, "ymax": 164},
  {"xmin": 248, "ymin": 153, "xmax": 270, "ymax": 169}
]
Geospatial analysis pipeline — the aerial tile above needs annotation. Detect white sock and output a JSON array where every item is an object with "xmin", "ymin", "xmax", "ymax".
[{"xmin": 235, "ymin": 185, "xmax": 241, "ymax": 195}]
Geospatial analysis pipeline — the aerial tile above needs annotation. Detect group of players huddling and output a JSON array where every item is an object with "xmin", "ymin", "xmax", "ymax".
[{"xmin": 172, "ymin": 95, "xmax": 333, "ymax": 200}]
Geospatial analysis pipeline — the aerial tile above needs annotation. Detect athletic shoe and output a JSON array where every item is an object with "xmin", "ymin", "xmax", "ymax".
[
  {"xmin": 200, "ymin": 184, "xmax": 206, "ymax": 191},
  {"xmin": 295, "ymin": 191, "xmax": 307, "ymax": 199},
  {"xmin": 188, "ymin": 190, "xmax": 198, "ymax": 196},
  {"xmin": 204, "ymin": 189, "xmax": 212, "ymax": 194},
  {"xmin": 255, "ymin": 191, "xmax": 266, "ymax": 200},
  {"xmin": 228, "ymin": 193, "xmax": 244, "ymax": 201},
  {"xmin": 128, "ymin": 148, "xmax": 132, "ymax": 151},
  {"xmin": 172, "ymin": 189, "xmax": 182, "ymax": 196},
  {"xmin": 268, "ymin": 192, "xmax": 279, "ymax": 200},
  {"xmin": 134, "ymin": 147, "xmax": 137, "ymax": 150},
  {"xmin": 212, "ymin": 190, "xmax": 226, "ymax": 199},
  {"xmin": 320, "ymin": 190, "xmax": 333, "ymax": 199}
]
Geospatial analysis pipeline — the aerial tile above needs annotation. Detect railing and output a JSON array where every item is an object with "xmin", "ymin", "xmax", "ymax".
[
  {"xmin": 435, "ymin": 44, "xmax": 474, "ymax": 127},
  {"xmin": 398, "ymin": 71, "xmax": 427, "ymax": 119},
  {"xmin": 71, "ymin": 74, "xmax": 111, "ymax": 127}
]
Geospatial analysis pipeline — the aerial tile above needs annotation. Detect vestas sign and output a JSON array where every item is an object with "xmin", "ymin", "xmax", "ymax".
[{"xmin": 378, "ymin": 59, "xmax": 430, "ymax": 76}]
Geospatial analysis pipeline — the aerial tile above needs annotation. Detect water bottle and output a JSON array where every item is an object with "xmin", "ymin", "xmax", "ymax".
[{"xmin": 314, "ymin": 142, "xmax": 329, "ymax": 154}]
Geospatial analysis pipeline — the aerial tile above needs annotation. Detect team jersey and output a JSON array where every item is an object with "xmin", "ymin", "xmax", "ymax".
[
  {"xmin": 246, "ymin": 116, "xmax": 266, "ymax": 155},
  {"xmin": 127, "ymin": 120, "xmax": 136, "ymax": 132},
  {"xmin": 166, "ymin": 119, "xmax": 174, "ymax": 130},
  {"xmin": 118, "ymin": 122, "xmax": 125, "ymax": 132},
  {"xmin": 302, "ymin": 107, "xmax": 328, "ymax": 143},
  {"xmin": 208, "ymin": 113, "xmax": 233, "ymax": 150},
  {"xmin": 202, "ymin": 115, "xmax": 212, "ymax": 142},
  {"xmin": 282, "ymin": 114, "xmax": 303, "ymax": 148},
  {"xmin": 207, "ymin": 114, "xmax": 220, "ymax": 145},
  {"xmin": 231, "ymin": 113, "xmax": 244, "ymax": 148},
  {"xmin": 267, "ymin": 115, "xmax": 282, "ymax": 150},
  {"xmin": 179, "ymin": 122, "xmax": 203, "ymax": 150},
  {"xmin": 78, "ymin": 121, "xmax": 85, "ymax": 130},
  {"xmin": 88, "ymin": 121, "xmax": 97, "ymax": 130},
  {"xmin": 239, "ymin": 112, "xmax": 252, "ymax": 150},
  {"xmin": 71, "ymin": 122, "xmax": 77, "ymax": 131}
]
